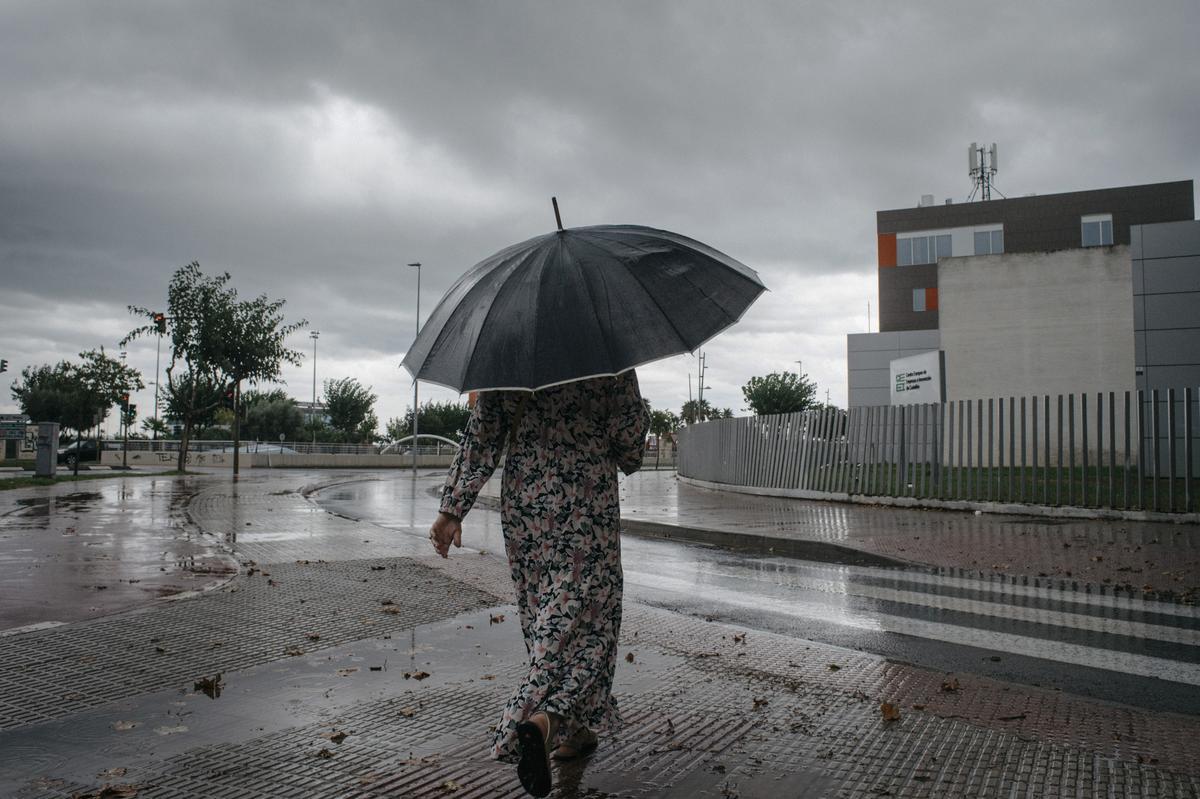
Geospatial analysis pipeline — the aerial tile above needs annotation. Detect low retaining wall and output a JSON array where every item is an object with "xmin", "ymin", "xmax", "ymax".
[{"xmin": 101, "ymin": 451, "xmax": 455, "ymax": 469}]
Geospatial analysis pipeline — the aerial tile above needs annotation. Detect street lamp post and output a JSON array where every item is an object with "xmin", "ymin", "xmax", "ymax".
[
  {"xmin": 408, "ymin": 262, "xmax": 421, "ymax": 475},
  {"xmin": 310, "ymin": 330, "xmax": 319, "ymax": 446}
]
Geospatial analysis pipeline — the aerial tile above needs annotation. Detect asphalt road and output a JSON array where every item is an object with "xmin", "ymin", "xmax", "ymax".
[{"xmin": 314, "ymin": 474, "xmax": 1200, "ymax": 715}]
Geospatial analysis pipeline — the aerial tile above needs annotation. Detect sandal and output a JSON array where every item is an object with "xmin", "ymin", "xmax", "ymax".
[
  {"xmin": 516, "ymin": 711, "xmax": 557, "ymax": 797},
  {"xmin": 552, "ymin": 726, "xmax": 598, "ymax": 760}
]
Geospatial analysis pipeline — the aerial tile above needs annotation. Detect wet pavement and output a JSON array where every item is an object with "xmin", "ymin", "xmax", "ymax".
[
  {"xmin": 0, "ymin": 475, "xmax": 237, "ymax": 631},
  {"xmin": 0, "ymin": 468, "xmax": 1198, "ymax": 797}
]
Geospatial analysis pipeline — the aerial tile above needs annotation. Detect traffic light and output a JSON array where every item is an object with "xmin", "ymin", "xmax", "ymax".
[
  {"xmin": 0, "ymin": 359, "xmax": 7, "ymax": 373},
  {"xmin": 153, "ymin": 313, "xmax": 167, "ymax": 334},
  {"xmin": 121, "ymin": 393, "xmax": 130, "ymax": 410},
  {"xmin": 222, "ymin": 389, "xmax": 235, "ymax": 410}
]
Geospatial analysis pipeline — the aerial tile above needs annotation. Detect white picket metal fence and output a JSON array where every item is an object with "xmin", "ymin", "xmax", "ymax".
[{"xmin": 678, "ymin": 388, "xmax": 1200, "ymax": 514}]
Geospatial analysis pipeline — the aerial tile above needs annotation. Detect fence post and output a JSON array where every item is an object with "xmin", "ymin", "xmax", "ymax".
[{"xmin": 1168, "ymin": 388, "xmax": 1177, "ymax": 513}]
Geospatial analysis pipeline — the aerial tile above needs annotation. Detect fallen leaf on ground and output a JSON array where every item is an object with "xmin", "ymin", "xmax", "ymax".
[
  {"xmin": 316, "ymin": 748, "xmax": 334, "ymax": 759},
  {"xmin": 306, "ymin": 633, "xmax": 321, "ymax": 641},
  {"xmin": 72, "ymin": 784, "xmax": 141, "ymax": 798},
  {"xmin": 381, "ymin": 606, "xmax": 401, "ymax": 615},
  {"xmin": 404, "ymin": 670, "xmax": 430, "ymax": 681},
  {"xmin": 112, "ymin": 721, "xmax": 137, "ymax": 731},
  {"xmin": 752, "ymin": 697, "xmax": 769, "ymax": 710},
  {"xmin": 940, "ymin": 678, "xmax": 961, "ymax": 693},
  {"xmin": 285, "ymin": 647, "xmax": 304, "ymax": 657},
  {"xmin": 96, "ymin": 768, "xmax": 128, "ymax": 779},
  {"xmin": 732, "ymin": 633, "xmax": 746, "ymax": 644},
  {"xmin": 337, "ymin": 667, "xmax": 359, "ymax": 677},
  {"xmin": 399, "ymin": 707, "xmax": 417, "ymax": 718},
  {"xmin": 154, "ymin": 725, "xmax": 188, "ymax": 736},
  {"xmin": 321, "ymin": 730, "xmax": 348, "ymax": 744},
  {"xmin": 911, "ymin": 704, "xmax": 926, "ymax": 711},
  {"xmin": 880, "ymin": 702, "xmax": 901, "ymax": 721},
  {"xmin": 370, "ymin": 565, "xmax": 386, "ymax": 571},
  {"xmin": 625, "ymin": 652, "xmax": 635, "ymax": 663},
  {"xmin": 490, "ymin": 613, "xmax": 505, "ymax": 625},
  {"xmin": 480, "ymin": 674, "xmax": 496, "ymax": 680},
  {"xmin": 381, "ymin": 599, "xmax": 395, "ymax": 605},
  {"xmin": 827, "ymin": 663, "xmax": 841, "ymax": 671},
  {"xmin": 440, "ymin": 780, "xmax": 462, "ymax": 793},
  {"xmin": 193, "ymin": 674, "xmax": 223, "ymax": 699},
  {"xmin": 996, "ymin": 713, "xmax": 1027, "ymax": 721}
]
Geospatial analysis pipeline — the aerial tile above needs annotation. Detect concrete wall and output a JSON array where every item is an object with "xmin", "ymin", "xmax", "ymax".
[
  {"xmin": 846, "ymin": 329, "xmax": 940, "ymax": 408},
  {"xmin": 101, "ymin": 451, "xmax": 456, "ymax": 469},
  {"xmin": 938, "ymin": 246, "xmax": 1136, "ymax": 402}
]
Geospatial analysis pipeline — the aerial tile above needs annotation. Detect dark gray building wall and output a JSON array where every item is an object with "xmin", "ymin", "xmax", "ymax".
[
  {"xmin": 877, "ymin": 180, "xmax": 1194, "ymax": 333},
  {"xmin": 1131, "ymin": 219, "xmax": 1200, "ymax": 473},
  {"xmin": 846, "ymin": 329, "xmax": 940, "ymax": 408}
]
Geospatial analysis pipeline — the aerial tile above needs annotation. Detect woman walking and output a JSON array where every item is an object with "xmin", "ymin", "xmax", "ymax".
[{"xmin": 429, "ymin": 370, "xmax": 649, "ymax": 797}]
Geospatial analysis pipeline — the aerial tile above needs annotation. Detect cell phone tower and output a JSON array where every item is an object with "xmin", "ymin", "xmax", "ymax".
[{"xmin": 967, "ymin": 142, "xmax": 1002, "ymax": 201}]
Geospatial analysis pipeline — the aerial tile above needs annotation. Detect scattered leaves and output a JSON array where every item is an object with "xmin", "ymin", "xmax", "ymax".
[
  {"xmin": 285, "ymin": 646, "xmax": 305, "ymax": 657},
  {"xmin": 732, "ymin": 633, "xmax": 746, "ymax": 644},
  {"xmin": 489, "ymin": 613, "xmax": 505, "ymax": 625},
  {"xmin": 827, "ymin": 663, "xmax": 841, "ymax": 671},
  {"xmin": 625, "ymin": 652, "xmax": 635, "ymax": 663},
  {"xmin": 112, "ymin": 720, "xmax": 138, "ymax": 731},
  {"xmin": 316, "ymin": 748, "xmax": 334, "ymax": 759},
  {"xmin": 337, "ymin": 667, "xmax": 359, "ymax": 677},
  {"xmin": 940, "ymin": 678, "xmax": 961, "ymax": 693},
  {"xmin": 880, "ymin": 702, "xmax": 901, "ymax": 722},
  {"xmin": 480, "ymin": 674, "xmax": 496, "ymax": 680},
  {"xmin": 321, "ymin": 730, "xmax": 348, "ymax": 744},
  {"xmin": 381, "ymin": 606, "xmax": 402, "ymax": 615},
  {"xmin": 440, "ymin": 780, "xmax": 462, "ymax": 793},
  {"xmin": 306, "ymin": 632, "xmax": 321, "ymax": 641},
  {"xmin": 399, "ymin": 707, "xmax": 417, "ymax": 718},
  {"xmin": 911, "ymin": 704, "xmax": 926, "ymax": 711},
  {"xmin": 72, "ymin": 784, "xmax": 141, "ymax": 798},
  {"xmin": 404, "ymin": 670, "xmax": 430, "ymax": 681},
  {"xmin": 752, "ymin": 697, "xmax": 769, "ymax": 710},
  {"xmin": 193, "ymin": 674, "xmax": 223, "ymax": 699},
  {"xmin": 96, "ymin": 768, "xmax": 128, "ymax": 779}
]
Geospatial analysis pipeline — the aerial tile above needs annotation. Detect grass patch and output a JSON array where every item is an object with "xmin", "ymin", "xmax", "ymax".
[{"xmin": 0, "ymin": 470, "xmax": 181, "ymax": 490}]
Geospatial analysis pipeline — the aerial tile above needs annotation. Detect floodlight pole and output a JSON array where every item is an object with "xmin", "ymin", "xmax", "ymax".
[
  {"xmin": 409, "ymin": 263, "xmax": 421, "ymax": 475},
  {"xmin": 310, "ymin": 330, "xmax": 320, "ymax": 446}
]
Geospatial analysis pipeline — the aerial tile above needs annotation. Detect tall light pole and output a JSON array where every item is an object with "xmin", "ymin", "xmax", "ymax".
[
  {"xmin": 310, "ymin": 330, "xmax": 320, "ymax": 446},
  {"xmin": 408, "ymin": 263, "xmax": 421, "ymax": 475},
  {"xmin": 153, "ymin": 313, "xmax": 164, "ymax": 445}
]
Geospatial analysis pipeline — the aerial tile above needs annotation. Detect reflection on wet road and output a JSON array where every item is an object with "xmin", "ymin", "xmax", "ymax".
[{"xmin": 316, "ymin": 475, "xmax": 1200, "ymax": 714}]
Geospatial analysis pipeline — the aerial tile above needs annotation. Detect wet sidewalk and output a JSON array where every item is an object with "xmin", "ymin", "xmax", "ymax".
[
  {"xmin": 605, "ymin": 471, "xmax": 1199, "ymax": 602},
  {"xmin": 1, "ymin": 470, "xmax": 1198, "ymax": 797}
]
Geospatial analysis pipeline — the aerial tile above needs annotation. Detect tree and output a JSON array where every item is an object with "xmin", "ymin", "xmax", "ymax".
[
  {"xmin": 387, "ymin": 400, "xmax": 473, "ymax": 443},
  {"xmin": 124, "ymin": 262, "xmax": 305, "ymax": 471},
  {"xmin": 141, "ymin": 417, "xmax": 171, "ymax": 438},
  {"xmin": 681, "ymin": 399, "xmax": 714, "ymax": 425},
  {"xmin": 741, "ymin": 371, "xmax": 817, "ymax": 416},
  {"xmin": 11, "ymin": 351, "xmax": 142, "ymax": 475},
  {"xmin": 242, "ymin": 394, "xmax": 304, "ymax": 442},
  {"xmin": 323, "ymin": 377, "xmax": 378, "ymax": 443},
  {"xmin": 648, "ymin": 408, "xmax": 680, "ymax": 468}
]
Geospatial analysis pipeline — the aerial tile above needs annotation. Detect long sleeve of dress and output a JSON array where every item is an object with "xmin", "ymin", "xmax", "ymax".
[
  {"xmin": 608, "ymin": 371, "xmax": 650, "ymax": 475},
  {"xmin": 439, "ymin": 391, "xmax": 509, "ymax": 519}
]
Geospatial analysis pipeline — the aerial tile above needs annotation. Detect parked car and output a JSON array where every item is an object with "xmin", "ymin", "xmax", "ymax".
[{"xmin": 57, "ymin": 440, "xmax": 100, "ymax": 468}]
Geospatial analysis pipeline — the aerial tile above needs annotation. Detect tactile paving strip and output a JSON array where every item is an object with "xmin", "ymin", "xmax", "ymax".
[{"xmin": 0, "ymin": 557, "xmax": 495, "ymax": 730}]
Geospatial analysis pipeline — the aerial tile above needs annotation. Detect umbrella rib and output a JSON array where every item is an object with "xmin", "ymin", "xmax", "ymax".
[
  {"xmin": 561, "ymin": 237, "xmax": 620, "ymax": 371},
  {"xmin": 460, "ymin": 245, "xmax": 547, "ymax": 392}
]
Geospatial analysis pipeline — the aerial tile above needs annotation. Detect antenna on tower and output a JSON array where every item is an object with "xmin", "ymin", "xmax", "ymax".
[{"xmin": 967, "ymin": 142, "xmax": 1003, "ymax": 201}]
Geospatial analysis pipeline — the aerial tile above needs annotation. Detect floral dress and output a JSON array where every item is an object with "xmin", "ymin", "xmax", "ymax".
[{"xmin": 439, "ymin": 371, "xmax": 650, "ymax": 759}]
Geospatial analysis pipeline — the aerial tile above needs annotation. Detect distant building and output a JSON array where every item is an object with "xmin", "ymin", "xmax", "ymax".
[
  {"xmin": 295, "ymin": 401, "xmax": 329, "ymax": 426},
  {"xmin": 848, "ymin": 180, "xmax": 1195, "ymax": 408}
]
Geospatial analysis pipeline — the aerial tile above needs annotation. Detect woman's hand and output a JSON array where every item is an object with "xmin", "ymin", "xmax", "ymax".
[{"xmin": 429, "ymin": 512, "xmax": 463, "ymax": 558}]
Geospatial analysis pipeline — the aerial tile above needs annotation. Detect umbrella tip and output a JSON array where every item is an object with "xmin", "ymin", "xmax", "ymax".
[{"xmin": 551, "ymin": 196, "xmax": 563, "ymax": 231}]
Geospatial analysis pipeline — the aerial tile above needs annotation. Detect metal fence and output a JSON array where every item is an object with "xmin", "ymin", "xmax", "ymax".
[{"xmin": 678, "ymin": 388, "xmax": 1200, "ymax": 513}]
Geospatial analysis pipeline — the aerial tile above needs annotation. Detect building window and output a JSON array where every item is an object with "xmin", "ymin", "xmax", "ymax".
[
  {"xmin": 912, "ymin": 288, "xmax": 926, "ymax": 312},
  {"xmin": 1081, "ymin": 214, "xmax": 1113, "ymax": 247},
  {"xmin": 897, "ymin": 233, "xmax": 951, "ymax": 266},
  {"xmin": 974, "ymin": 229, "xmax": 1004, "ymax": 255}
]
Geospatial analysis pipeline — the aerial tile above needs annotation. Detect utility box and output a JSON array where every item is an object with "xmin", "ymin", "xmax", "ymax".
[{"xmin": 35, "ymin": 422, "xmax": 59, "ymax": 478}]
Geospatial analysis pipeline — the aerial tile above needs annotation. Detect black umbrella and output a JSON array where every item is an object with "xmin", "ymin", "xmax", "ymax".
[{"xmin": 402, "ymin": 216, "xmax": 766, "ymax": 393}]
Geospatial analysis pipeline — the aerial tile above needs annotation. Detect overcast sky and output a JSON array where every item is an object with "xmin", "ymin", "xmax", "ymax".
[{"xmin": 3, "ymin": 1, "xmax": 1198, "ymax": 433}]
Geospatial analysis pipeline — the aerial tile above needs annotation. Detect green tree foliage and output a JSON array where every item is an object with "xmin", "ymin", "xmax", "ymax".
[
  {"xmin": 10, "ymin": 350, "xmax": 143, "ymax": 475},
  {"xmin": 648, "ymin": 408, "xmax": 681, "ymax": 468},
  {"xmin": 242, "ymin": 393, "xmax": 304, "ymax": 442},
  {"xmin": 387, "ymin": 400, "xmax": 473, "ymax": 443},
  {"xmin": 323, "ymin": 377, "xmax": 378, "ymax": 443},
  {"xmin": 124, "ymin": 262, "xmax": 305, "ymax": 471},
  {"xmin": 140, "ymin": 417, "xmax": 171, "ymax": 438},
  {"xmin": 741, "ymin": 371, "xmax": 817, "ymax": 416},
  {"xmin": 680, "ymin": 399, "xmax": 714, "ymax": 425}
]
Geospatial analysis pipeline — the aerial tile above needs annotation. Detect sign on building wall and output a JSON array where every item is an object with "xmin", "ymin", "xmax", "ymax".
[{"xmin": 890, "ymin": 351, "xmax": 945, "ymax": 405}]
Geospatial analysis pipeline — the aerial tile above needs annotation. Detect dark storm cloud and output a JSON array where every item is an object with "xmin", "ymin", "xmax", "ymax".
[{"xmin": 2, "ymin": 0, "xmax": 1198, "ymax": 418}]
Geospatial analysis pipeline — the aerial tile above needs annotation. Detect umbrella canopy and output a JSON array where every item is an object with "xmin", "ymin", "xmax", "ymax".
[{"xmin": 402, "ymin": 224, "xmax": 766, "ymax": 393}]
